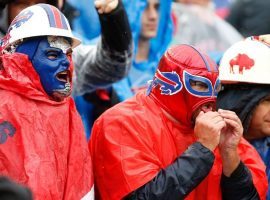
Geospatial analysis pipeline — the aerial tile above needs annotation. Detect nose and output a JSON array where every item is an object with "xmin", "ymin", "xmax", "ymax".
[
  {"xmin": 61, "ymin": 57, "xmax": 70, "ymax": 66},
  {"xmin": 148, "ymin": 6, "xmax": 158, "ymax": 20}
]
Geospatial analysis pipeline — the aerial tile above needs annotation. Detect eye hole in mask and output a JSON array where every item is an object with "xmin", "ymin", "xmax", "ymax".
[
  {"xmin": 189, "ymin": 80, "xmax": 209, "ymax": 92},
  {"xmin": 184, "ymin": 71, "xmax": 213, "ymax": 97}
]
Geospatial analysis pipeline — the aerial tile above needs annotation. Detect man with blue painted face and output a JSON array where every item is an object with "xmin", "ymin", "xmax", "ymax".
[
  {"xmin": 0, "ymin": 0, "xmax": 132, "ymax": 96},
  {"xmin": 89, "ymin": 44, "xmax": 267, "ymax": 199},
  {"xmin": 0, "ymin": 4, "xmax": 94, "ymax": 200}
]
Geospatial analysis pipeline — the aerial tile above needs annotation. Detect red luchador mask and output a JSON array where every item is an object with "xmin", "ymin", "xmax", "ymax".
[{"xmin": 147, "ymin": 44, "xmax": 220, "ymax": 127}]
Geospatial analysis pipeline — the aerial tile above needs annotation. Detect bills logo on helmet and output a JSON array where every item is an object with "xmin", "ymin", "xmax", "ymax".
[
  {"xmin": 8, "ymin": 10, "xmax": 33, "ymax": 32},
  {"xmin": 229, "ymin": 53, "xmax": 255, "ymax": 74},
  {"xmin": 147, "ymin": 69, "xmax": 182, "ymax": 95}
]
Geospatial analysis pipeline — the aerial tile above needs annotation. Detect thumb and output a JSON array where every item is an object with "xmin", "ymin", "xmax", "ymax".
[
  {"xmin": 197, "ymin": 111, "xmax": 204, "ymax": 117},
  {"xmin": 194, "ymin": 111, "xmax": 204, "ymax": 122}
]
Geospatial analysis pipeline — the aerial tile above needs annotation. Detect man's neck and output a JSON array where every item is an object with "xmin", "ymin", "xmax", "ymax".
[{"xmin": 136, "ymin": 38, "xmax": 150, "ymax": 62}]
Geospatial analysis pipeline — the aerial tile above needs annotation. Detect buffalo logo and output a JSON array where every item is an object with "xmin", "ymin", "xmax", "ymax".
[
  {"xmin": 229, "ymin": 53, "xmax": 255, "ymax": 74},
  {"xmin": 8, "ymin": 10, "xmax": 33, "ymax": 32},
  {"xmin": 0, "ymin": 121, "xmax": 16, "ymax": 144},
  {"xmin": 147, "ymin": 70, "xmax": 182, "ymax": 95}
]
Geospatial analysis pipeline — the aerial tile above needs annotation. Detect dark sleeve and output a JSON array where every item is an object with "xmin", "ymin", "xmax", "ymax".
[
  {"xmin": 72, "ymin": 0, "xmax": 133, "ymax": 95},
  {"xmin": 98, "ymin": 0, "xmax": 132, "ymax": 52},
  {"xmin": 125, "ymin": 142, "xmax": 215, "ymax": 200},
  {"xmin": 221, "ymin": 161, "xmax": 259, "ymax": 200},
  {"xmin": 0, "ymin": 0, "xmax": 12, "ymax": 10},
  {"xmin": 0, "ymin": 176, "xmax": 33, "ymax": 200}
]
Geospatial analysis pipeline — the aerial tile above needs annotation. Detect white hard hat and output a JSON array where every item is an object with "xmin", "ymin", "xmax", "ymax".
[
  {"xmin": 219, "ymin": 36, "xmax": 270, "ymax": 84},
  {"xmin": 0, "ymin": 3, "xmax": 80, "ymax": 52}
]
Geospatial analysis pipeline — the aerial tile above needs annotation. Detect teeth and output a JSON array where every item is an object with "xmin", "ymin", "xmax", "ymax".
[{"xmin": 58, "ymin": 71, "xmax": 67, "ymax": 75}]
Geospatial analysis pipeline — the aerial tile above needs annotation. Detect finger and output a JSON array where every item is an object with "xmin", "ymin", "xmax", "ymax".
[
  {"xmin": 223, "ymin": 118, "xmax": 243, "ymax": 134},
  {"xmin": 215, "ymin": 120, "xmax": 226, "ymax": 130},
  {"xmin": 203, "ymin": 112, "xmax": 224, "ymax": 122},
  {"xmin": 218, "ymin": 109, "xmax": 240, "ymax": 122},
  {"xmin": 218, "ymin": 108, "xmax": 236, "ymax": 115},
  {"xmin": 94, "ymin": 0, "xmax": 105, "ymax": 13},
  {"xmin": 202, "ymin": 111, "xmax": 220, "ymax": 118},
  {"xmin": 94, "ymin": 0, "xmax": 103, "ymax": 9},
  {"xmin": 212, "ymin": 115, "xmax": 225, "ymax": 124},
  {"xmin": 104, "ymin": 0, "xmax": 118, "ymax": 13},
  {"xmin": 220, "ymin": 113, "xmax": 240, "ymax": 123},
  {"xmin": 198, "ymin": 111, "xmax": 204, "ymax": 116}
]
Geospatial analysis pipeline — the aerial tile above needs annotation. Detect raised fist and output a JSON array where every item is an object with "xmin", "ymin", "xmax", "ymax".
[{"xmin": 95, "ymin": 0, "xmax": 119, "ymax": 14}]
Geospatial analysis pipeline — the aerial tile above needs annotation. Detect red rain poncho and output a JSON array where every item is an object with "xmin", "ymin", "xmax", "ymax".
[
  {"xmin": 90, "ymin": 91, "xmax": 268, "ymax": 200},
  {"xmin": 0, "ymin": 53, "xmax": 94, "ymax": 200}
]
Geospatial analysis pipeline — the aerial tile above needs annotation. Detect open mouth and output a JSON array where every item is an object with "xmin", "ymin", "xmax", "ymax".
[{"xmin": 56, "ymin": 70, "xmax": 71, "ymax": 83}]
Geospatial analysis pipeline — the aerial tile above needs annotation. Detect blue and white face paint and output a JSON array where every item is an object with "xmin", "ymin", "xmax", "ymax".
[{"xmin": 16, "ymin": 36, "xmax": 73, "ymax": 101}]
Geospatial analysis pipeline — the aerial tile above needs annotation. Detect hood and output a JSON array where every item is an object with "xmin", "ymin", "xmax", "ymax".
[
  {"xmin": 112, "ymin": 0, "xmax": 174, "ymax": 101},
  {"xmin": 0, "ymin": 53, "xmax": 68, "ymax": 104},
  {"xmin": 124, "ymin": 0, "xmax": 173, "ymax": 71},
  {"xmin": 217, "ymin": 84, "xmax": 270, "ymax": 134}
]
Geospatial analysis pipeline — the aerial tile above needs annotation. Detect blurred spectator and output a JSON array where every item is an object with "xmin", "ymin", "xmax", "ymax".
[
  {"xmin": 226, "ymin": 0, "xmax": 270, "ymax": 37},
  {"xmin": 171, "ymin": 0, "xmax": 243, "ymax": 63},
  {"xmin": 112, "ymin": 0, "xmax": 173, "ymax": 101},
  {"xmin": 0, "ymin": 176, "xmax": 32, "ymax": 200},
  {"xmin": 217, "ymin": 35, "xmax": 270, "ymax": 199}
]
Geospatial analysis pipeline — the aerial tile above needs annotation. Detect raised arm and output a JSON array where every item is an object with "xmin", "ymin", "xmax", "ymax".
[{"xmin": 73, "ymin": 0, "xmax": 132, "ymax": 95}]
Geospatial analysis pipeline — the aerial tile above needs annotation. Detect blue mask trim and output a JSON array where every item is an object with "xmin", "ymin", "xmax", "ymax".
[
  {"xmin": 184, "ymin": 71, "xmax": 213, "ymax": 97},
  {"xmin": 214, "ymin": 78, "xmax": 221, "ymax": 97}
]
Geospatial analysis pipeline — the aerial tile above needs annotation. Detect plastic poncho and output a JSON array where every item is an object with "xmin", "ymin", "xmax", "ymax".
[
  {"xmin": 113, "ymin": 0, "xmax": 173, "ymax": 101},
  {"xmin": 0, "ymin": 53, "xmax": 94, "ymax": 200},
  {"xmin": 90, "ymin": 91, "xmax": 268, "ymax": 200}
]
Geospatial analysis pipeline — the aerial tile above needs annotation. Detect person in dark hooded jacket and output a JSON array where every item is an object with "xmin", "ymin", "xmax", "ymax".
[
  {"xmin": 226, "ymin": 0, "xmax": 270, "ymax": 37},
  {"xmin": 217, "ymin": 34, "xmax": 270, "ymax": 200}
]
